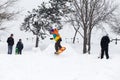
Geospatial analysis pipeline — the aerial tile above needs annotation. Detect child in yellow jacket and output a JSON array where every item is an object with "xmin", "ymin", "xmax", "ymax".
[{"xmin": 50, "ymin": 28, "xmax": 62, "ymax": 54}]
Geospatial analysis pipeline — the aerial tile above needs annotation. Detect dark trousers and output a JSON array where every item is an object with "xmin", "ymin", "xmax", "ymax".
[
  {"xmin": 55, "ymin": 39, "xmax": 62, "ymax": 52},
  {"xmin": 101, "ymin": 47, "xmax": 109, "ymax": 59},
  {"xmin": 18, "ymin": 50, "xmax": 22, "ymax": 54}
]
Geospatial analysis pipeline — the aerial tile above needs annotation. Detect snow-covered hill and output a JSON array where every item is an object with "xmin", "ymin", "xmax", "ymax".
[{"xmin": 0, "ymin": 42, "xmax": 120, "ymax": 80}]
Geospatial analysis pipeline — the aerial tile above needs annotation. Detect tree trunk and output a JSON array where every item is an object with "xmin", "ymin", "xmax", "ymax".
[
  {"xmin": 88, "ymin": 31, "xmax": 92, "ymax": 54},
  {"xmin": 35, "ymin": 35, "xmax": 39, "ymax": 47},
  {"xmin": 83, "ymin": 28, "xmax": 87, "ymax": 54},
  {"xmin": 73, "ymin": 30, "xmax": 78, "ymax": 44}
]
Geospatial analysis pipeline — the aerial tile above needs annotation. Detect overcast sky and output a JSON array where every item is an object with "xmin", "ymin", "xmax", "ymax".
[
  {"xmin": 17, "ymin": 0, "xmax": 48, "ymax": 11},
  {"xmin": 16, "ymin": 0, "xmax": 120, "ymax": 15}
]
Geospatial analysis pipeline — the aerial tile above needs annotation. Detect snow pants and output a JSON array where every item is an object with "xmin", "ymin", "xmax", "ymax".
[
  {"xmin": 101, "ymin": 47, "xmax": 109, "ymax": 59},
  {"xmin": 18, "ymin": 49, "xmax": 22, "ymax": 54},
  {"xmin": 55, "ymin": 38, "xmax": 62, "ymax": 52}
]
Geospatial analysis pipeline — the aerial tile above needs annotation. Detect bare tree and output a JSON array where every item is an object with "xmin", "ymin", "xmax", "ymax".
[
  {"xmin": 0, "ymin": 0, "xmax": 18, "ymax": 30},
  {"xmin": 68, "ymin": 0, "xmax": 119, "ymax": 54},
  {"xmin": 109, "ymin": 10, "xmax": 120, "ymax": 35},
  {"xmin": 65, "ymin": 15, "xmax": 83, "ymax": 44}
]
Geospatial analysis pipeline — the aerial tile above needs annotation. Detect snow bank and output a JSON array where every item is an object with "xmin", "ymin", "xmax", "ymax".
[{"xmin": 0, "ymin": 43, "xmax": 120, "ymax": 80}]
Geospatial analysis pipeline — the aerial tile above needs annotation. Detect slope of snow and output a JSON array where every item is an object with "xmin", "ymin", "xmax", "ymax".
[{"xmin": 0, "ymin": 42, "xmax": 120, "ymax": 80}]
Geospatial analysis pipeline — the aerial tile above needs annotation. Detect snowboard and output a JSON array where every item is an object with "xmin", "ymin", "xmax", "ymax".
[{"xmin": 55, "ymin": 47, "xmax": 66, "ymax": 55}]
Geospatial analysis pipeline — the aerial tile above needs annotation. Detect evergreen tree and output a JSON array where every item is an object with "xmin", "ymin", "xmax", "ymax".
[
  {"xmin": 21, "ymin": 0, "xmax": 72, "ymax": 47},
  {"xmin": 21, "ymin": 6, "xmax": 51, "ymax": 47}
]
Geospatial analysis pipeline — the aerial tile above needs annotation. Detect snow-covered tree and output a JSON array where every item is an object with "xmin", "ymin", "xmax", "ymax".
[
  {"xmin": 66, "ymin": 0, "xmax": 120, "ymax": 54},
  {"xmin": 21, "ymin": 6, "xmax": 51, "ymax": 47},
  {"xmin": 21, "ymin": 0, "xmax": 71, "ymax": 47}
]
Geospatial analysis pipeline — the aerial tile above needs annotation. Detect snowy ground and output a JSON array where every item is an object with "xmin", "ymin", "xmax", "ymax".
[{"xmin": 0, "ymin": 40, "xmax": 120, "ymax": 80}]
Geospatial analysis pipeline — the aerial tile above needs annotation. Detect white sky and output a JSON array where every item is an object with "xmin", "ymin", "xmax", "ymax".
[{"xmin": 17, "ymin": 0, "xmax": 48, "ymax": 11}]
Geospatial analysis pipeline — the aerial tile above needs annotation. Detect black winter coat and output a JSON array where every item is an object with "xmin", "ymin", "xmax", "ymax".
[
  {"xmin": 100, "ymin": 36, "xmax": 110, "ymax": 49},
  {"xmin": 16, "ymin": 42, "xmax": 23, "ymax": 50},
  {"xmin": 7, "ymin": 37, "xmax": 14, "ymax": 46}
]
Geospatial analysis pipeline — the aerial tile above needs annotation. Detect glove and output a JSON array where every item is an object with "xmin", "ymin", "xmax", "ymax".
[{"xmin": 50, "ymin": 38, "xmax": 53, "ymax": 40}]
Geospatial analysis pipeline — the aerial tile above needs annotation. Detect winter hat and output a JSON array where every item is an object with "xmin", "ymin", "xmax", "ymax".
[
  {"xmin": 10, "ymin": 34, "xmax": 13, "ymax": 37},
  {"xmin": 50, "ymin": 28, "xmax": 54, "ymax": 32}
]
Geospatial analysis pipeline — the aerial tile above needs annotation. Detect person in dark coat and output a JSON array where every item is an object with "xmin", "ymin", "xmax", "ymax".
[
  {"xmin": 7, "ymin": 34, "xmax": 14, "ymax": 54},
  {"xmin": 16, "ymin": 39, "xmax": 23, "ymax": 55},
  {"xmin": 100, "ymin": 34, "xmax": 110, "ymax": 59}
]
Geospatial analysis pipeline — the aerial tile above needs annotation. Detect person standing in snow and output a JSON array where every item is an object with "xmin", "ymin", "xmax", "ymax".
[
  {"xmin": 16, "ymin": 39, "xmax": 23, "ymax": 55},
  {"xmin": 7, "ymin": 34, "xmax": 14, "ymax": 54},
  {"xmin": 100, "ymin": 34, "xmax": 110, "ymax": 59},
  {"xmin": 50, "ymin": 28, "xmax": 64, "ymax": 54}
]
